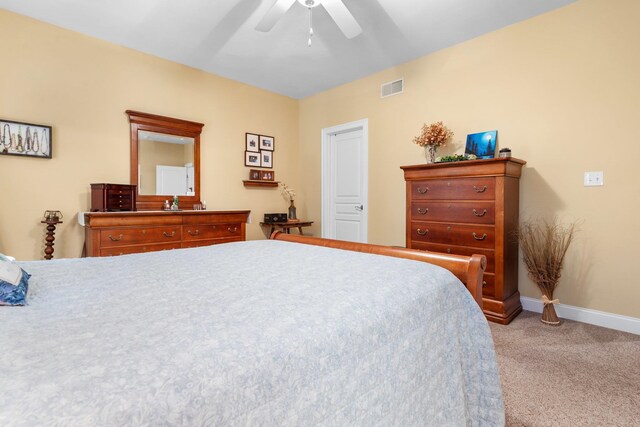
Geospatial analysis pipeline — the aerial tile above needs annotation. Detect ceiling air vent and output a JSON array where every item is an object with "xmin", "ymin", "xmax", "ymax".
[{"xmin": 380, "ymin": 78, "xmax": 404, "ymax": 98}]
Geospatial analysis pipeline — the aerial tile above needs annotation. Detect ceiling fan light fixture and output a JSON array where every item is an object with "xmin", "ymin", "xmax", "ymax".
[
  {"xmin": 297, "ymin": 0, "xmax": 321, "ymax": 8},
  {"xmin": 256, "ymin": 0, "xmax": 361, "ymax": 41}
]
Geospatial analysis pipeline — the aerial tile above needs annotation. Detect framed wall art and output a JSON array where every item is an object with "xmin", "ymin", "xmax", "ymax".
[
  {"xmin": 249, "ymin": 169, "xmax": 261, "ymax": 180},
  {"xmin": 261, "ymin": 151, "xmax": 273, "ymax": 168},
  {"xmin": 244, "ymin": 132, "xmax": 277, "ymax": 168},
  {"xmin": 465, "ymin": 130, "xmax": 497, "ymax": 159},
  {"xmin": 246, "ymin": 133, "xmax": 259, "ymax": 152},
  {"xmin": 1, "ymin": 119, "xmax": 52, "ymax": 159},
  {"xmin": 244, "ymin": 132, "xmax": 276, "ymax": 169},
  {"xmin": 259, "ymin": 135, "xmax": 275, "ymax": 151},
  {"xmin": 260, "ymin": 170, "xmax": 275, "ymax": 181},
  {"xmin": 245, "ymin": 151, "xmax": 261, "ymax": 167}
]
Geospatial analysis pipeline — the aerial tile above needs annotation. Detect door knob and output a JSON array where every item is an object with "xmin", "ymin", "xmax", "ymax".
[{"xmin": 355, "ymin": 205, "xmax": 364, "ymax": 211}]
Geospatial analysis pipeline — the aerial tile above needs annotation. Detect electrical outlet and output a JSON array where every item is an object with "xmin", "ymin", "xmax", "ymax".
[{"xmin": 584, "ymin": 171, "xmax": 604, "ymax": 186}]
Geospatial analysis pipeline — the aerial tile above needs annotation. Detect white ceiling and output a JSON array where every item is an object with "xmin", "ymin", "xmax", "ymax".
[{"xmin": 0, "ymin": 0, "xmax": 576, "ymax": 99}]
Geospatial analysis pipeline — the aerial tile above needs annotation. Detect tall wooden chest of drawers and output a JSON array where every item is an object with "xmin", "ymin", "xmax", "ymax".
[
  {"xmin": 401, "ymin": 158, "xmax": 526, "ymax": 324},
  {"xmin": 84, "ymin": 210, "xmax": 250, "ymax": 257}
]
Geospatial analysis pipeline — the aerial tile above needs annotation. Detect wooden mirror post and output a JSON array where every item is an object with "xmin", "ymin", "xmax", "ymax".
[{"xmin": 126, "ymin": 110, "xmax": 204, "ymax": 211}]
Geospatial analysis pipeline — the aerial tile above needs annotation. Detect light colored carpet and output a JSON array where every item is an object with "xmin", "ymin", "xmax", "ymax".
[{"xmin": 489, "ymin": 310, "xmax": 640, "ymax": 427}]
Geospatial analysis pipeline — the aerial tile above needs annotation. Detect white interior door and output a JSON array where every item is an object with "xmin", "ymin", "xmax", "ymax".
[
  {"xmin": 156, "ymin": 165, "xmax": 187, "ymax": 195},
  {"xmin": 322, "ymin": 119, "xmax": 368, "ymax": 243}
]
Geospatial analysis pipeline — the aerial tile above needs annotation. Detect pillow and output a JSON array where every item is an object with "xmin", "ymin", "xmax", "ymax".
[{"xmin": 0, "ymin": 253, "xmax": 30, "ymax": 306}]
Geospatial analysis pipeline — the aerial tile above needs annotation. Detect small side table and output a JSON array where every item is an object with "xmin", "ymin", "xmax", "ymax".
[
  {"xmin": 260, "ymin": 220, "xmax": 314, "ymax": 236},
  {"xmin": 41, "ymin": 220, "xmax": 63, "ymax": 260}
]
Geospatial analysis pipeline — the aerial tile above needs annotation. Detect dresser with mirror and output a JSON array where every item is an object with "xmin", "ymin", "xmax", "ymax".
[{"xmin": 84, "ymin": 110, "xmax": 249, "ymax": 257}]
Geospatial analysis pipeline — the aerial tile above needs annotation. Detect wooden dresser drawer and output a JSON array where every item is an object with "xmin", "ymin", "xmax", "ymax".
[
  {"xmin": 182, "ymin": 213, "xmax": 248, "ymax": 225},
  {"xmin": 105, "ymin": 200, "xmax": 133, "ymax": 211},
  {"xmin": 100, "ymin": 226, "xmax": 182, "ymax": 247},
  {"xmin": 182, "ymin": 223, "xmax": 242, "ymax": 241},
  {"xmin": 411, "ymin": 241, "xmax": 495, "ymax": 273},
  {"xmin": 106, "ymin": 186, "xmax": 133, "ymax": 194},
  {"xmin": 411, "ymin": 201, "xmax": 495, "ymax": 224},
  {"xmin": 181, "ymin": 237, "xmax": 241, "ymax": 249},
  {"xmin": 411, "ymin": 178, "xmax": 495, "ymax": 200},
  {"xmin": 107, "ymin": 193, "xmax": 132, "ymax": 203},
  {"xmin": 482, "ymin": 273, "xmax": 495, "ymax": 297},
  {"xmin": 410, "ymin": 222, "xmax": 495, "ymax": 249},
  {"xmin": 100, "ymin": 242, "xmax": 182, "ymax": 257}
]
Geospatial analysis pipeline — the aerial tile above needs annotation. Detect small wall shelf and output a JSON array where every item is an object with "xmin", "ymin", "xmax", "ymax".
[{"xmin": 243, "ymin": 180, "xmax": 279, "ymax": 188}]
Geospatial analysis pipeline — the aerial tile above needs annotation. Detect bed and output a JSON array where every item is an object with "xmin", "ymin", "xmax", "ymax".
[{"xmin": 1, "ymin": 234, "xmax": 504, "ymax": 426}]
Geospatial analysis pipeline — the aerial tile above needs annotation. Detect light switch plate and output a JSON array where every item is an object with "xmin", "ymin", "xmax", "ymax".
[{"xmin": 584, "ymin": 171, "xmax": 604, "ymax": 186}]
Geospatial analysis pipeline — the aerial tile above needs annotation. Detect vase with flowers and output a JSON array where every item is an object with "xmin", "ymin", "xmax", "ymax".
[
  {"xmin": 279, "ymin": 183, "xmax": 297, "ymax": 220},
  {"xmin": 413, "ymin": 121, "xmax": 454, "ymax": 163}
]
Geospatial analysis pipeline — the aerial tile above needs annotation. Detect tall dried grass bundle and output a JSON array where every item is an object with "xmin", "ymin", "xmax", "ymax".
[{"xmin": 518, "ymin": 218, "xmax": 577, "ymax": 325}]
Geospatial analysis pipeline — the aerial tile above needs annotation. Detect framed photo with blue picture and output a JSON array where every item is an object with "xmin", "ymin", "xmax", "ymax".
[{"xmin": 465, "ymin": 130, "xmax": 497, "ymax": 159}]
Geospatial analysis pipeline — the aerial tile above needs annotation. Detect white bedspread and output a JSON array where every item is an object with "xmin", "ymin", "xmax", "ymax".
[{"xmin": 1, "ymin": 240, "xmax": 503, "ymax": 426}]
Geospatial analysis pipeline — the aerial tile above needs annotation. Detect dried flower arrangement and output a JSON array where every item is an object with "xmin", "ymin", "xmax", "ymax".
[
  {"xmin": 517, "ymin": 218, "xmax": 577, "ymax": 325},
  {"xmin": 413, "ymin": 121, "xmax": 454, "ymax": 163},
  {"xmin": 279, "ymin": 182, "xmax": 295, "ymax": 202},
  {"xmin": 279, "ymin": 182, "xmax": 297, "ymax": 220}
]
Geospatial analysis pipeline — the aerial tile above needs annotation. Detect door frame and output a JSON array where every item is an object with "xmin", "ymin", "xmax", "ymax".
[{"xmin": 321, "ymin": 118, "xmax": 369, "ymax": 242}]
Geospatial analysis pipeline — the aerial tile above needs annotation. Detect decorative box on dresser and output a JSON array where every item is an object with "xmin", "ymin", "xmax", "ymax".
[
  {"xmin": 401, "ymin": 158, "xmax": 526, "ymax": 324},
  {"xmin": 90, "ymin": 183, "xmax": 137, "ymax": 212},
  {"xmin": 84, "ymin": 210, "xmax": 250, "ymax": 257}
]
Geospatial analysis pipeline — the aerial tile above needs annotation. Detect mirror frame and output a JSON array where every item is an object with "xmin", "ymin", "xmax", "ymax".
[{"xmin": 126, "ymin": 110, "xmax": 204, "ymax": 211}]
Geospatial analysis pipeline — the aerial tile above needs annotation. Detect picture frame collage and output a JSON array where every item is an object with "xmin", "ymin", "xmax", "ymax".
[{"xmin": 245, "ymin": 133, "xmax": 274, "ymax": 168}]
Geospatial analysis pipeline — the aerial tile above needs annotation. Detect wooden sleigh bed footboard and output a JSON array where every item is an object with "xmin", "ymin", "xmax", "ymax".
[{"xmin": 270, "ymin": 232, "xmax": 487, "ymax": 308}]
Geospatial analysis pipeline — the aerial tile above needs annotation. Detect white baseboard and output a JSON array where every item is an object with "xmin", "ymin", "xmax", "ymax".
[{"xmin": 520, "ymin": 297, "xmax": 640, "ymax": 335}]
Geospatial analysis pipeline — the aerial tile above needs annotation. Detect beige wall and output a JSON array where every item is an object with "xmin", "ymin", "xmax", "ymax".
[
  {"xmin": 0, "ymin": 10, "xmax": 300, "ymax": 260},
  {"xmin": 299, "ymin": 0, "xmax": 640, "ymax": 318},
  {"xmin": 2, "ymin": 0, "xmax": 638, "ymax": 319}
]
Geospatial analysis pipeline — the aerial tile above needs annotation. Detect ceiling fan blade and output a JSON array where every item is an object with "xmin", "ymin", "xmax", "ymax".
[
  {"xmin": 322, "ymin": 0, "xmax": 362, "ymax": 39},
  {"xmin": 255, "ymin": 0, "xmax": 297, "ymax": 32}
]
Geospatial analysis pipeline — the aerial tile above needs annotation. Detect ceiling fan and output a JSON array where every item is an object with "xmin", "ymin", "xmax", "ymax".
[{"xmin": 255, "ymin": 0, "xmax": 362, "ymax": 45}]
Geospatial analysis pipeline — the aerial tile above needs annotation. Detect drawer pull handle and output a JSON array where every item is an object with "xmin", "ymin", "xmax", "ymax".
[
  {"xmin": 417, "ymin": 186, "xmax": 429, "ymax": 194},
  {"xmin": 482, "ymin": 281, "xmax": 487, "ymax": 288},
  {"xmin": 108, "ymin": 234, "xmax": 123, "ymax": 242},
  {"xmin": 473, "ymin": 185, "xmax": 488, "ymax": 193},
  {"xmin": 163, "ymin": 231, "xmax": 176, "ymax": 238},
  {"xmin": 473, "ymin": 209, "xmax": 487, "ymax": 217},
  {"xmin": 228, "ymin": 227, "xmax": 238, "ymax": 233},
  {"xmin": 473, "ymin": 232, "xmax": 488, "ymax": 241},
  {"xmin": 417, "ymin": 207, "xmax": 428, "ymax": 215},
  {"xmin": 417, "ymin": 228, "xmax": 429, "ymax": 236},
  {"xmin": 447, "ymin": 248, "xmax": 451, "ymax": 254},
  {"xmin": 188, "ymin": 229, "xmax": 200, "ymax": 236}
]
